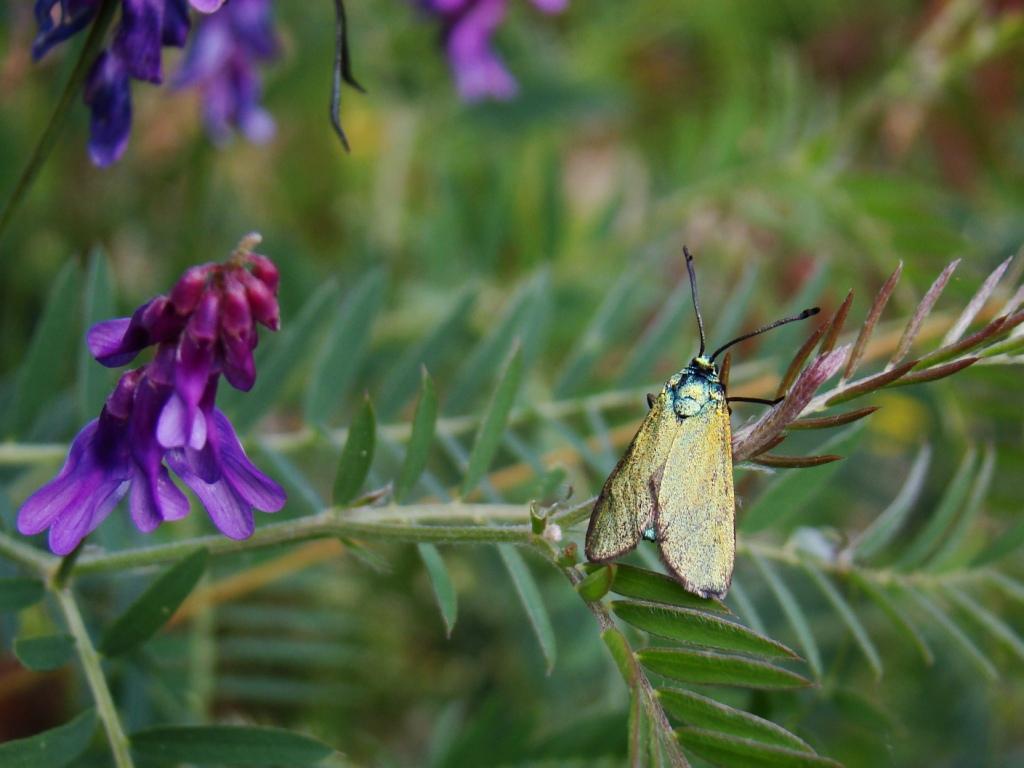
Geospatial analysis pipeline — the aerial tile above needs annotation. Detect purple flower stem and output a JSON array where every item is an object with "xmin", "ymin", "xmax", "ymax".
[{"xmin": 0, "ymin": 0, "xmax": 119, "ymax": 244}]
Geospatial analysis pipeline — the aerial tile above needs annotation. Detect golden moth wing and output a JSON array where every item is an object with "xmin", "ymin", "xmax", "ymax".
[
  {"xmin": 586, "ymin": 395, "xmax": 678, "ymax": 562},
  {"xmin": 653, "ymin": 399, "xmax": 735, "ymax": 599}
]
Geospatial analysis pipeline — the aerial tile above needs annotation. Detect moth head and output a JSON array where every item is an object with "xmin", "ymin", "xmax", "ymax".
[{"xmin": 691, "ymin": 355, "xmax": 716, "ymax": 374}]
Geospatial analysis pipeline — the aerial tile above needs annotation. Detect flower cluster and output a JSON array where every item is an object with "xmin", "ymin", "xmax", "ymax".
[
  {"xmin": 32, "ymin": 0, "xmax": 278, "ymax": 165},
  {"xmin": 419, "ymin": 0, "xmax": 568, "ymax": 102},
  {"xmin": 17, "ymin": 236, "xmax": 286, "ymax": 555}
]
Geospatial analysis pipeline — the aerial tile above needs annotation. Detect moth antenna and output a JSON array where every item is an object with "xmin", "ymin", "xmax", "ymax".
[
  {"xmin": 709, "ymin": 307, "xmax": 820, "ymax": 362},
  {"xmin": 727, "ymin": 396, "xmax": 785, "ymax": 407},
  {"xmin": 683, "ymin": 246, "xmax": 707, "ymax": 357}
]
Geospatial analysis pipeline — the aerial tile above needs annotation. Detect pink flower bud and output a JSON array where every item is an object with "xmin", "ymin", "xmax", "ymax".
[
  {"xmin": 247, "ymin": 253, "xmax": 279, "ymax": 293},
  {"xmin": 170, "ymin": 264, "xmax": 213, "ymax": 314},
  {"xmin": 239, "ymin": 269, "xmax": 280, "ymax": 330}
]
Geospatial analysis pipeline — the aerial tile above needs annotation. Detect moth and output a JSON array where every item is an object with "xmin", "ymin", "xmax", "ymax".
[{"xmin": 585, "ymin": 248, "xmax": 819, "ymax": 599}]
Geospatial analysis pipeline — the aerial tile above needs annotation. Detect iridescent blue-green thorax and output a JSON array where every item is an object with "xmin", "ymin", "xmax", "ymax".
[{"xmin": 662, "ymin": 356, "xmax": 726, "ymax": 420}]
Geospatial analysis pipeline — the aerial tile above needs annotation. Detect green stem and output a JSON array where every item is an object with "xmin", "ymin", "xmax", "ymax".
[
  {"xmin": 0, "ymin": 0, "xmax": 119, "ymax": 243},
  {"xmin": 71, "ymin": 500, "xmax": 594, "ymax": 575},
  {"xmin": 54, "ymin": 585, "xmax": 134, "ymax": 768},
  {"xmin": 0, "ymin": 530, "xmax": 57, "ymax": 575}
]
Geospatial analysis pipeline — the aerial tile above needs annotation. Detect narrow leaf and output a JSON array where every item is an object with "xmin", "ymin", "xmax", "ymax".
[
  {"xmin": 677, "ymin": 728, "xmax": 840, "ymax": 768},
  {"xmin": 395, "ymin": 367, "xmax": 438, "ymax": 502},
  {"xmin": 377, "ymin": 288, "xmax": 475, "ymax": 418},
  {"xmin": 14, "ymin": 634, "xmax": 75, "ymax": 671},
  {"xmin": 130, "ymin": 725, "xmax": 334, "ymax": 765},
  {"xmin": 928, "ymin": 445, "xmax": 995, "ymax": 570},
  {"xmin": 752, "ymin": 555, "xmax": 822, "ymax": 678},
  {"xmin": 554, "ymin": 269, "xmax": 640, "ymax": 397},
  {"xmin": 729, "ymin": 577, "xmax": 767, "ymax": 635},
  {"xmin": 618, "ymin": 277, "xmax": 695, "ymax": 386},
  {"xmin": 825, "ymin": 360, "xmax": 916, "ymax": 406},
  {"xmin": 608, "ymin": 564, "xmax": 729, "ymax": 613},
  {"xmin": 898, "ymin": 448, "xmax": 977, "ymax": 569},
  {"xmin": 498, "ymin": 545, "xmax": 556, "ymax": 673},
  {"xmin": 843, "ymin": 262, "xmax": 902, "ymax": 380},
  {"xmin": 6, "ymin": 261, "xmax": 79, "ymax": 437},
  {"xmin": 418, "ymin": 543, "xmax": 457, "ymax": 637},
  {"xmin": 853, "ymin": 443, "xmax": 932, "ymax": 561},
  {"xmin": 0, "ymin": 709, "xmax": 96, "ymax": 768},
  {"xmin": 612, "ymin": 601, "xmax": 798, "ymax": 658},
  {"xmin": 638, "ymin": 647, "xmax": 811, "ymax": 689},
  {"xmin": 819, "ymin": 289, "xmax": 854, "ymax": 355},
  {"xmin": 750, "ymin": 454, "xmax": 842, "ymax": 469},
  {"xmin": 332, "ymin": 395, "xmax": 376, "ymax": 505},
  {"xmin": 741, "ymin": 424, "xmax": 863, "ymax": 533},
  {"xmin": 802, "ymin": 564, "xmax": 882, "ymax": 678},
  {"xmin": 787, "ymin": 406, "xmax": 878, "ymax": 431},
  {"xmin": 78, "ymin": 248, "xmax": 114, "ymax": 420},
  {"xmin": 304, "ymin": 269, "xmax": 386, "ymax": 425},
  {"xmin": 890, "ymin": 357, "xmax": 979, "ymax": 388},
  {"xmin": 942, "ymin": 255, "xmax": 1012, "ymax": 345},
  {"xmin": 602, "ymin": 627, "xmax": 639, "ymax": 686},
  {"xmin": 100, "ymin": 548, "xmax": 209, "ymax": 656},
  {"xmin": 947, "ymin": 587, "xmax": 1024, "ymax": 662},
  {"xmin": 461, "ymin": 345, "xmax": 523, "ymax": 497},
  {"xmin": 891, "ymin": 259, "xmax": 960, "ymax": 365},
  {"xmin": 228, "ymin": 280, "xmax": 339, "ymax": 432},
  {"xmin": 916, "ymin": 312, "xmax": 1020, "ymax": 369},
  {"xmin": 776, "ymin": 321, "xmax": 829, "ymax": 399},
  {"xmin": 985, "ymin": 571, "xmax": 1024, "ymax": 604},
  {"xmin": 658, "ymin": 688, "xmax": 813, "ymax": 752},
  {"xmin": 971, "ymin": 518, "xmax": 1024, "ymax": 566},
  {"xmin": 848, "ymin": 572, "xmax": 933, "ymax": 665},
  {"xmin": 0, "ymin": 577, "xmax": 45, "ymax": 612},
  {"xmin": 907, "ymin": 588, "xmax": 997, "ymax": 680}
]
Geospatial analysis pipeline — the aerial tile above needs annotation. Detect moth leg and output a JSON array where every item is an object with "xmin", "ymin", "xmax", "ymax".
[
  {"xmin": 646, "ymin": 393, "xmax": 657, "ymax": 409},
  {"xmin": 727, "ymin": 395, "xmax": 784, "ymax": 407}
]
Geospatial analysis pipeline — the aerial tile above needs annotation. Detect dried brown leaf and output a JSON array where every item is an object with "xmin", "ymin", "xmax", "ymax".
[
  {"xmin": 787, "ymin": 406, "xmax": 879, "ymax": 431},
  {"xmin": 844, "ymin": 262, "xmax": 903, "ymax": 380},
  {"xmin": 819, "ymin": 289, "xmax": 854, "ymax": 354},
  {"xmin": 890, "ymin": 259, "xmax": 959, "ymax": 366},
  {"xmin": 943, "ymin": 255, "xmax": 1013, "ymax": 345}
]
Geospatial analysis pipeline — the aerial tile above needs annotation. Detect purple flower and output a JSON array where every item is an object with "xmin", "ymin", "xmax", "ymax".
[
  {"xmin": 175, "ymin": 0, "xmax": 279, "ymax": 145},
  {"xmin": 17, "ymin": 238, "xmax": 286, "ymax": 554},
  {"xmin": 419, "ymin": 0, "xmax": 567, "ymax": 102},
  {"xmin": 31, "ymin": 0, "xmax": 276, "ymax": 164}
]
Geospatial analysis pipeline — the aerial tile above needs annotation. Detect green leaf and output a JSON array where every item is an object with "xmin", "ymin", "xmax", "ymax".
[
  {"xmin": 130, "ymin": 725, "xmax": 334, "ymax": 765},
  {"xmin": 848, "ymin": 572, "xmax": 933, "ymax": 665},
  {"xmin": 802, "ymin": 563, "xmax": 882, "ymax": 679},
  {"xmin": 99, "ymin": 548, "xmax": 208, "ymax": 656},
  {"xmin": 554, "ymin": 269, "xmax": 641, "ymax": 397},
  {"xmin": 928, "ymin": 446, "xmax": 996, "ymax": 571},
  {"xmin": 14, "ymin": 634, "xmax": 75, "ymax": 671},
  {"xmin": 576, "ymin": 564, "xmax": 616, "ymax": 602},
  {"xmin": 445, "ymin": 274, "xmax": 544, "ymax": 414},
  {"xmin": 227, "ymin": 280, "xmax": 339, "ymax": 432},
  {"xmin": 601, "ymin": 627, "xmax": 638, "ymax": 686},
  {"xmin": 898, "ymin": 448, "xmax": 977, "ymax": 569},
  {"xmin": 418, "ymin": 543, "xmax": 457, "ymax": 637},
  {"xmin": 740, "ymin": 424, "xmax": 863, "ymax": 533},
  {"xmin": 0, "ymin": 577, "xmax": 45, "ymax": 612},
  {"xmin": 658, "ymin": 688, "xmax": 813, "ymax": 752},
  {"xmin": 304, "ymin": 269, "xmax": 386, "ymax": 425},
  {"xmin": 78, "ymin": 248, "xmax": 115, "ymax": 421},
  {"xmin": 751, "ymin": 555, "xmax": 823, "ymax": 678},
  {"xmin": 5, "ymin": 261, "xmax": 79, "ymax": 437},
  {"xmin": 377, "ymin": 288, "xmax": 475, "ymax": 419},
  {"xmin": 637, "ymin": 648, "xmax": 811, "ymax": 689},
  {"xmin": 460, "ymin": 344, "xmax": 523, "ymax": 497},
  {"xmin": 612, "ymin": 601, "xmax": 798, "ymax": 658},
  {"xmin": 853, "ymin": 444, "xmax": 931, "ymax": 561},
  {"xmin": 677, "ymin": 728, "xmax": 841, "ymax": 768},
  {"xmin": 617, "ymin": 276, "xmax": 696, "ymax": 386},
  {"xmin": 728, "ymin": 578, "xmax": 767, "ymax": 635},
  {"xmin": 498, "ymin": 544, "xmax": 556, "ymax": 673},
  {"xmin": 906, "ymin": 588, "xmax": 997, "ymax": 681},
  {"xmin": 332, "ymin": 395, "xmax": 377, "ymax": 505},
  {"xmin": 0, "ymin": 709, "xmax": 96, "ymax": 768},
  {"xmin": 395, "ymin": 367, "xmax": 438, "ymax": 502},
  {"xmin": 607, "ymin": 564, "xmax": 730, "ymax": 613},
  {"xmin": 947, "ymin": 587, "xmax": 1024, "ymax": 663}
]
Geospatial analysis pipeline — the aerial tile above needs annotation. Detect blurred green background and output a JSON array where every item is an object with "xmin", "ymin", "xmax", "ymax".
[{"xmin": 1, "ymin": 1, "xmax": 1023, "ymax": 766}]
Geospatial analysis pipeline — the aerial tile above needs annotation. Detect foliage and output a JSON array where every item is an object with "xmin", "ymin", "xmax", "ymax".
[{"xmin": 2, "ymin": 1, "xmax": 1024, "ymax": 767}]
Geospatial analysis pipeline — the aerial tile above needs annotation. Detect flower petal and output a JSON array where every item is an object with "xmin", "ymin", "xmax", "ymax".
[
  {"xmin": 84, "ymin": 51, "xmax": 133, "ymax": 167},
  {"xmin": 446, "ymin": 0, "xmax": 518, "ymax": 102},
  {"xmin": 49, "ymin": 478, "xmax": 128, "ymax": 555},
  {"xmin": 114, "ymin": 0, "xmax": 166, "ymax": 83},
  {"xmin": 32, "ymin": 0, "xmax": 99, "ymax": 60},
  {"xmin": 212, "ymin": 410, "xmax": 285, "ymax": 511},
  {"xmin": 168, "ymin": 452, "xmax": 255, "ymax": 539},
  {"xmin": 162, "ymin": 0, "xmax": 192, "ymax": 47},
  {"xmin": 129, "ymin": 463, "xmax": 189, "ymax": 532}
]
